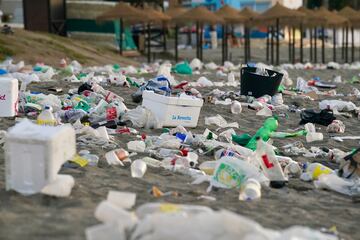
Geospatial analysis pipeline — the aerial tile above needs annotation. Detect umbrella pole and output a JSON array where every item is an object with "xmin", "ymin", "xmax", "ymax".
[
  {"xmin": 292, "ymin": 26, "xmax": 296, "ymax": 64},
  {"xmin": 244, "ymin": 25, "xmax": 248, "ymax": 63},
  {"xmin": 333, "ymin": 27, "xmax": 336, "ymax": 62},
  {"xmin": 341, "ymin": 28, "xmax": 345, "ymax": 60},
  {"xmin": 196, "ymin": 22, "xmax": 199, "ymax": 59},
  {"xmin": 200, "ymin": 24, "xmax": 203, "ymax": 61},
  {"xmin": 351, "ymin": 27, "xmax": 354, "ymax": 63},
  {"xmin": 271, "ymin": 26, "xmax": 274, "ymax": 65},
  {"xmin": 276, "ymin": 18, "xmax": 280, "ymax": 66},
  {"xmin": 147, "ymin": 23, "xmax": 151, "ymax": 63},
  {"xmin": 266, "ymin": 26, "xmax": 269, "ymax": 62},
  {"xmin": 250, "ymin": 28, "xmax": 252, "ymax": 61},
  {"xmin": 345, "ymin": 26, "xmax": 349, "ymax": 63},
  {"xmin": 175, "ymin": 25, "xmax": 178, "ymax": 62},
  {"xmin": 310, "ymin": 28, "xmax": 313, "ymax": 62},
  {"xmin": 314, "ymin": 27, "xmax": 317, "ymax": 63},
  {"xmin": 225, "ymin": 25, "xmax": 228, "ymax": 62},
  {"xmin": 321, "ymin": 26, "xmax": 325, "ymax": 64},
  {"xmin": 163, "ymin": 24, "xmax": 167, "ymax": 52},
  {"xmin": 222, "ymin": 24, "xmax": 225, "ymax": 64},
  {"xmin": 288, "ymin": 27, "xmax": 292, "ymax": 62},
  {"xmin": 119, "ymin": 18, "xmax": 123, "ymax": 55},
  {"xmin": 300, "ymin": 23, "xmax": 303, "ymax": 63}
]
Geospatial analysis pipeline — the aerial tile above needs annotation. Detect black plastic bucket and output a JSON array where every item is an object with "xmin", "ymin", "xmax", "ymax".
[{"xmin": 240, "ymin": 67, "xmax": 283, "ymax": 98}]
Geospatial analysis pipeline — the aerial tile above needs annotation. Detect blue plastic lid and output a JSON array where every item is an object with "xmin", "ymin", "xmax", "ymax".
[{"xmin": 0, "ymin": 69, "xmax": 7, "ymax": 75}]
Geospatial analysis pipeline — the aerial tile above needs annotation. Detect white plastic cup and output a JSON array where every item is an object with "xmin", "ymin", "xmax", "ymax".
[
  {"xmin": 239, "ymin": 178, "xmax": 261, "ymax": 201},
  {"xmin": 306, "ymin": 132, "xmax": 323, "ymax": 143},
  {"xmin": 107, "ymin": 191, "xmax": 136, "ymax": 209},
  {"xmin": 105, "ymin": 151, "xmax": 124, "ymax": 166},
  {"xmin": 94, "ymin": 200, "xmax": 134, "ymax": 224},
  {"xmin": 131, "ymin": 160, "xmax": 147, "ymax": 178},
  {"xmin": 97, "ymin": 126, "xmax": 109, "ymax": 140}
]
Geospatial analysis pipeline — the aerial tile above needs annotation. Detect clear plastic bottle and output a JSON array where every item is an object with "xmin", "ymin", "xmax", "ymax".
[
  {"xmin": 255, "ymin": 137, "xmax": 287, "ymax": 188},
  {"xmin": 37, "ymin": 105, "xmax": 57, "ymax": 126}
]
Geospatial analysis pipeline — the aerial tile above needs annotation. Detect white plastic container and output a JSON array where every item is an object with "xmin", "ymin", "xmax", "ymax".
[
  {"xmin": 142, "ymin": 91, "xmax": 203, "ymax": 127},
  {"xmin": 5, "ymin": 119, "xmax": 76, "ymax": 195},
  {"xmin": 0, "ymin": 77, "xmax": 18, "ymax": 117}
]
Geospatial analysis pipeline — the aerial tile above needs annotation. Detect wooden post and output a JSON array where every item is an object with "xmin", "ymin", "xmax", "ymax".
[
  {"xmin": 163, "ymin": 24, "xmax": 167, "ymax": 52},
  {"xmin": 119, "ymin": 18, "xmax": 123, "ymax": 55},
  {"xmin": 175, "ymin": 24, "xmax": 178, "ymax": 62},
  {"xmin": 276, "ymin": 18, "xmax": 280, "ymax": 65},
  {"xmin": 288, "ymin": 27, "xmax": 292, "ymax": 62},
  {"xmin": 222, "ymin": 24, "xmax": 225, "ymax": 64},
  {"xmin": 333, "ymin": 27, "xmax": 336, "ymax": 62},
  {"xmin": 292, "ymin": 26, "xmax": 296, "ymax": 64},
  {"xmin": 351, "ymin": 27, "xmax": 355, "ymax": 62},
  {"xmin": 196, "ymin": 21, "xmax": 199, "ymax": 59},
  {"xmin": 345, "ymin": 26, "xmax": 349, "ymax": 63},
  {"xmin": 271, "ymin": 26, "xmax": 274, "ymax": 65},
  {"xmin": 321, "ymin": 26, "xmax": 325, "ymax": 63},
  {"xmin": 310, "ymin": 28, "xmax": 313, "ymax": 62},
  {"xmin": 266, "ymin": 26, "xmax": 270, "ymax": 62},
  {"xmin": 314, "ymin": 27, "xmax": 317, "ymax": 63},
  {"xmin": 300, "ymin": 23, "xmax": 303, "ymax": 63},
  {"xmin": 147, "ymin": 23, "xmax": 151, "ymax": 63}
]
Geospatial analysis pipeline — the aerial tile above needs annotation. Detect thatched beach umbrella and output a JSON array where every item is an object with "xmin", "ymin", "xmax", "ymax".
[
  {"xmin": 141, "ymin": 7, "xmax": 171, "ymax": 63},
  {"xmin": 239, "ymin": 7, "xmax": 259, "ymax": 63},
  {"xmin": 338, "ymin": 6, "xmax": 360, "ymax": 62},
  {"xmin": 297, "ymin": 7, "xmax": 326, "ymax": 63},
  {"xmin": 96, "ymin": 2, "xmax": 150, "ymax": 56},
  {"xmin": 257, "ymin": 3, "xmax": 305, "ymax": 65},
  {"xmin": 165, "ymin": 7, "xmax": 188, "ymax": 62},
  {"xmin": 316, "ymin": 7, "xmax": 347, "ymax": 63},
  {"xmin": 215, "ymin": 5, "xmax": 247, "ymax": 64},
  {"xmin": 173, "ymin": 6, "xmax": 224, "ymax": 61}
]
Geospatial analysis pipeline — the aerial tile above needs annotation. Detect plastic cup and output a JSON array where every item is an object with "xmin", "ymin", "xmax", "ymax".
[
  {"xmin": 105, "ymin": 151, "xmax": 124, "ymax": 166},
  {"xmin": 131, "ymin": 160, "xmax": 147, "ymax": 178},
  {"xmin": 107, "ymin": 191, "xmax": 136, "ymax": 209},
  {"xmin": 239, "ymin": 178, "xmax": 261, "ymax": 201},
  {"xmin": 97, "ymin": 126, "xmax": 109, "ymax": 140}
]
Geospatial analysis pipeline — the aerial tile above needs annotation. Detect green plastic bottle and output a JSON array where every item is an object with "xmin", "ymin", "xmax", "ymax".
[{"xmin": 245, "ymin": 117, "xmax": 279, "ymax": 151}]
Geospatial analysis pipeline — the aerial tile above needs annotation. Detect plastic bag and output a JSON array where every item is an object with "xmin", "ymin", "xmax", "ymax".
[
  {"xmin": 122, "ymin": 106, "xmax": 161, "ymax": 129},
  {"xmin": 132, "ymin": 75, "xmax": 172, "ymax": 103},
  {"xmin": 173, "ymin": 61, "xmax": 192, "ymax": 75}
]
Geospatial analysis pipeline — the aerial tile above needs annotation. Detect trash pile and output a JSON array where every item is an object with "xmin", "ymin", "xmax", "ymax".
[{"xmin": 1, "ymin": 57, "xmax": 359, "ymax": 239}]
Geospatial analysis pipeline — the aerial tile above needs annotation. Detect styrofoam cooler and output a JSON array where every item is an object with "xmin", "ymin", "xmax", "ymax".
[
  {"xmin": 5, "ymin": 119, "xmax": 76, "ymax": 195},
  {"xmin": 142, "ymin": 91, "xmax": 203, "ymax": 128},
  {"xmin": 0, "ymin": 77, "xmax": 18, "ymax": 117}
]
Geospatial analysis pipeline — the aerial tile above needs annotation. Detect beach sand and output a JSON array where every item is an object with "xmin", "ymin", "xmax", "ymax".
[{"xmin": 0, "ymin": 65, "xmax": 360, "ymax": 240}]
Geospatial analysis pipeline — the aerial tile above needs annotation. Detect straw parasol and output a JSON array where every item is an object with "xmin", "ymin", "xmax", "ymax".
[
  {"xmin": 96, "ymin": 2, "xmax": 150, "ymax": 55},
  {"xmin": 172, "ymin": 6, "xmax": 224, "ymax": 25},
  {"xmin": 215, "ymin": 5, "xmax": 247, "ymax": 64},
  {"xmin": 315, "ymin": 7, "xmax": 348, "ymax": 63},
  {"xmin": 257, "ymin": 3, "xmax": 305, "ymax": 65},
  {"xmin": 96, "ymin": 2, "xmax": 149, "ymax": 23},
  {"xmin": 239, "ymin": 7, "xmax": 260, "ymax": 63},
  {"xmin": 165, "ymin": 6, "xmax": 188, "ymax": 19},
  {"xmin": 215, "ymin": 5, "xmax": 246, "ymax": 24},
  {"xmin": 139, "ymin": 7, "xmax": 171, "ymax": 63},
  {"xmin": 296, "ymin": 7, "xmax": 327, "ymax": 63},
  {"xmin": 166, "ymin": 7, "xmax": 188, "ymax": 62},
  {"xmin": 338, "ymin": 6, "xmax": 359, "ymax": 62},
  {"xmin": 173, "ymin": 6, "xmax": 224, "ymax": 61}
]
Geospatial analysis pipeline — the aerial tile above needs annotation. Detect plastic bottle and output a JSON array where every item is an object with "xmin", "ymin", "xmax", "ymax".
[
  {"xmin": 302, "ymin": 163, "xmax": 334, "ymax": 180},
  {"xmin": 246, "ymin": 117, "xmax": 279, "ymax": 150},
  {"xmin": 37, "ymin": 105, "xmax": 57, "ymax": 126},
  {"xmin": 255, "ymin": 137, "xmax": 287, "ymax": 188}
]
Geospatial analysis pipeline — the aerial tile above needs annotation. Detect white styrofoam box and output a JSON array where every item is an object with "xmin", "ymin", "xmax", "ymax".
[
  {"xmin": 142, "ymin": 91, "xmax": 203, "ymax": 128},
  {"xmin": 0, "ymin": 77, "xmax": 18, "ymax": 117},
  {"xmin": 5, "ymin": 119, "xmax": 76, "ymax": 195}
]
